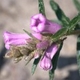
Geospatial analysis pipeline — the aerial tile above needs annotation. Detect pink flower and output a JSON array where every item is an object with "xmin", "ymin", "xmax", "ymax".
[
  {"xmin": 3, "ymin": 31, "xmax": 42, "ymax": 50},
  {"xmin": 3, "ymin": 13, "xmax": 62, "ymax": 71},
  {"xmin": 40, "ymin": 44, "xmax": 58, "ymax": 70},
  {"xmin": 31, "ymin": 13, "xmax": 61, "ymax": 33}
]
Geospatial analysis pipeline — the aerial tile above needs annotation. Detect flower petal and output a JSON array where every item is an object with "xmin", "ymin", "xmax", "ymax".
[
  {"xmin": 45, "ymin": 43, "xmax": 58, "ymax": 59},
  {"xmin": 32, "ymin": 32, "xmax": 43, "ymax": 40},
  {"xmin": 37, "ymin": 23, "xmax": 45, "ymax": 32},
  {"xmin": 31, "ymin": 18, "xmax": 36, "ymax": 26},
  {"xmin": 3, "ymin": 31, "xmax": 30, "ymax": 43},
  {"xmin": 31, "ymin": 14, "xmax": 46, "ymax": 32},
  {"xmin": 31, "ymin": 26, "xmax": 39, "ymax": 32},
  {"xmin": 40, "ymin": 56, "xmax": 52, "ymax": 70},
  {"xmin": 5, "ymin": 39, "xmax": 27, "ymax": 49},
  {"xmin": 3, "ymin": 31, "xmax": 31, "ymax": 49},
  {"xmin": 42, "ymin": 20, "xmax": 62, "ymax": 34},
  {"xmin": 31, "ymin": 13, "xmax": 46, "ymax": 22}
]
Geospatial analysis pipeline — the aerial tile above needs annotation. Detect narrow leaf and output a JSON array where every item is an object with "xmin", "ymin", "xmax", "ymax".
[
  {"xmin": 69, "ymin": 13, "xmax": 80, "ymax": 31},
  {"xmin": 73, "ymin": 0, "xmax": 80, "ymax": 12},
  {"xmin": 49, "ymin": 0, "xmax": 70, "ymax": 26},
  {"xmin": 38, "ymin": 0, "xmax": 46, "ymax": 16},
  {"xmin": 49, "ymin": 42, "xmax": 63, "ymax": 80},
  {"xmin": 77, "ymin": 35, "xmax": 80, "ymax": 74},
  {"xmin": 23, "ymin": 29, "xmax": 32, "ymax": 37},
  {"xmin": 31, "ymin": 56, "xmax": 41, "ymax": 75}
]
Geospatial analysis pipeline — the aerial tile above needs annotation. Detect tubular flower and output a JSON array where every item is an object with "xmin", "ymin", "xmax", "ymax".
[
  {"xmin": 31, "ymin": 13, "xmax": 62, "ymax": 33},
  {"xmin": 40, "ymin": 44, "xmax": 58, "ymax": 70},
  {"xmin": 3, "ymin": 31, "xmax": 42, "ymax": 50}
]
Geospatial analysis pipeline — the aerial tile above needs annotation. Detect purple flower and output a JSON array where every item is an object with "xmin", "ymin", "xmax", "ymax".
[
  {"xmin": 3, "ymin": 13, "xmax": 62, "ymax": 71},
  {"xmin": 31, "ymin": 13, "xmax": 62, "ymax": 34},
  {"xmin": 3, "ymin": 31, "xmax": 42, "ymax": 50},
  {"xmin": 30, "ymin": 13, "xmax": 62, "ymax": 70},
  {"xmin": 40, "ymin": 44, "xmax": 58, "ymax": 70}
]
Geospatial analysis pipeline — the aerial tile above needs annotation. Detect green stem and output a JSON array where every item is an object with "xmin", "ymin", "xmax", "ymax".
[
  {"xmin": 66, "ymin": 30, "xmax": 80, "ymax": 36},
  {"xmin": 43, "ymin": 29, "xmax": 80, "ymax": 38},
  {"xmin": 38, "ymin": 0, "xmax": 46, "ymax": 16}
]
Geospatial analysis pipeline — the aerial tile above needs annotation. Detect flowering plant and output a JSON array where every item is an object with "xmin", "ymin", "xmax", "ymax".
[{"xmin": 3, "ymin": 0, "xmax": 80, "ymax": 80}]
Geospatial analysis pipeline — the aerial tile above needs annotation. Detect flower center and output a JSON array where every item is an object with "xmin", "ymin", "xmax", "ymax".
[{"xmin": 35, "ymin": 19, "xmax": 41, "ymax": 26}]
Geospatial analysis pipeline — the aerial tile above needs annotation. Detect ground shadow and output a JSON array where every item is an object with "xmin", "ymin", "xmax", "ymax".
[
  {"xmin": 0, "ymin": 46, "xmax": 80, "ymax": 80},
  {"xmin": 57, "ymin": 56, "xmax": 80, "ymax": 80},
  {"xmin": 57, "ymin": 56, "xmax": 77, "ymax": 69},
  {"xmin": 65, "ymin": 70, "xmax": 80, "ymax": 80},
  {"xmin": 0, "ymin": 44, "xmax": 7, "ymax": 69}
]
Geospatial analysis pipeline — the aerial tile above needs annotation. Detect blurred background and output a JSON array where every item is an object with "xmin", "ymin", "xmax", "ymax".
[{"xmin": 0, "ymin": 0, "xmax": 80, "ymax": 80}]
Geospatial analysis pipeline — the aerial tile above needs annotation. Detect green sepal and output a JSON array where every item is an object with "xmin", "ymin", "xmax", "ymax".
[
  {"xmin": 49, "ymin": 42, "xmax": 63, "ymax": 80},
  {"xmin": 23, "ymin": 29, "xmax": 32, "ymax": 37},
  {"xmin": 38, "ymin": 0, "xmax": 46, "ymax": 16},
  {"xmin": 49, "ymin": 0, "xmax": 70, "ymax": 26},
  {"xmin": 73, "ymin": 0, "xmax": 80, "ymax": 12},
  {"xmin": 31, "ymin": 56, "xmax": 41, "ymax": 75}
]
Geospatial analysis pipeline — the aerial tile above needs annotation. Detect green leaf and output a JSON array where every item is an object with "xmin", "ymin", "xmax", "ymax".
[
  {"xmin": 49, "ymin": 70, "xmax": 54, "ymax": 80},
  {"xmin": 74, "ymin": 13, "xmax": 80, "ymax": 74},
  {"xmin": 69, "ymin": 13, "xmax": 80, "ymax": 31},
  {"xmin": 51, "ymin": 27, "xmax": 68, "ymax": 42},
  {"xmin": 51, "ymin": 14, "xmax": 80, "ymax": 44},
  {"xmin": 38, "ymin": 0, "xmax": 46, "ymax": 16},
  {"xmin": 49, "ymin": 0, "xmax": 70, "ymax": 26},
  {"xmin": 73, "ymin": 0, "xmax": 80, "ymax": 12},
  {"xmin": 77, "ymin": 35, "xmax": 80, "ymax": 74},
  {"xmin": 31, "ymin": 56, "xmax": 41, "ymax": 75},
  {"xmin": 49, "ymin": 42, "xmax": 63, "ymax": 80}
]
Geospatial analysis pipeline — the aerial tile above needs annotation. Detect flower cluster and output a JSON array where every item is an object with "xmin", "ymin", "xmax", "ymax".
[{"xmin": 3, "ymin": 13, "xmax": 62, "ymax": 70}]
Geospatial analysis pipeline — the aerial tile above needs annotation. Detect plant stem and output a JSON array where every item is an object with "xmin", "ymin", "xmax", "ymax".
[{"xmin": 67, "ymin": 30, "xmax": 80, "ymax": 36}]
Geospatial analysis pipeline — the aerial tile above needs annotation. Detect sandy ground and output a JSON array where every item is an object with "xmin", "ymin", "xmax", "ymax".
[{"xmin": 0, "ymin": 0, "xmax": 80, "ymax": 80}]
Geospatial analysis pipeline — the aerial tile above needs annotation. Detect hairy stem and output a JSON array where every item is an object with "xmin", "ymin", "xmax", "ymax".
[{"xmin": 67, "ymin": 30, "xmax": 80, "ymax": 36}]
